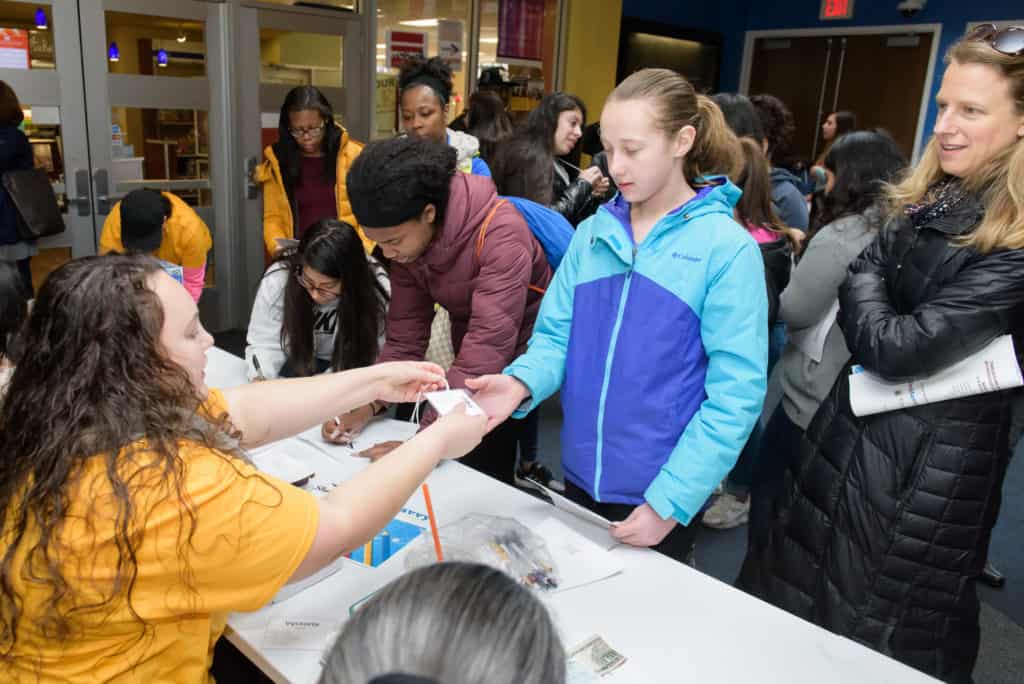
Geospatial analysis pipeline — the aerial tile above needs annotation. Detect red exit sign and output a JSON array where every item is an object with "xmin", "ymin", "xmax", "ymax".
[{"xmin": 820, "ymin": 0, "xmax": 855, "ymax": 20}]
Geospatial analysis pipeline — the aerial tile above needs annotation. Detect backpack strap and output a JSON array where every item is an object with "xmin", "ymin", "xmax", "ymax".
[
  {"xmin": 474, "ymin": 199, "xmax": 507, "ymax": 266},
  {"xmin": 474, "ymin": 198, "xmax": 547, "ymax": 296}
]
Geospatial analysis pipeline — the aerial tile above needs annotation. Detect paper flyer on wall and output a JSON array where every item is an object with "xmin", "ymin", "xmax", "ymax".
[{"xmin": 848, "ymin": 334, "xmax": 1023, "ymax": 417}]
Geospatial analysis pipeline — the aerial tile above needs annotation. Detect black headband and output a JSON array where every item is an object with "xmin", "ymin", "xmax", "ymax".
[{"xmin": 406, "ymin": 75, "xmax": 450, "ymax": 105}]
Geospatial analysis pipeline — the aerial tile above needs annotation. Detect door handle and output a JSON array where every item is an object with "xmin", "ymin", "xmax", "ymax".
[
  {"xmin": 93, "ymin": 168, "xmax": 124, "ymax": 215},
  {"xmin": 244, "ymin": 156, "xmax": 259, "ymax": 199},
  {"xmin": 811, "ymin": 38, "xmax": 834, "ymax": 164},
  {"xmin": 65, "ymin": 169, "xmax": 92, "ymax": 216}
]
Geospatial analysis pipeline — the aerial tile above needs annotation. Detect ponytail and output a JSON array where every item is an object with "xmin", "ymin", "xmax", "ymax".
[{"xmin": 686, "ymin": 95, "xmax": 743, "ymax": 185}]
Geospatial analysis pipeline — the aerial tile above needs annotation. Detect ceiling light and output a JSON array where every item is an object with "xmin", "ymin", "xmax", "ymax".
[{"xmin": 399, "ymin": 19, "xmax": 438, "ymax": 28}]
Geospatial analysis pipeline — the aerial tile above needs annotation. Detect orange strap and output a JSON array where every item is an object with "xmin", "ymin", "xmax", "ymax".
[
  {"xmin": 474, "ymin": 199, "xmax": 507, "ymax": 264},
  {"xmin": 475, "ymin": 199, "xmax": 547, "ymax": 295}
]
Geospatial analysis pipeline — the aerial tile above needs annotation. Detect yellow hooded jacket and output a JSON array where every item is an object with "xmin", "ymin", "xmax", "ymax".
[
  {"xmin": 99, "ymin": 191, "xmax": 211, "ymax": 268},
  {"xmin": 253, "ymin": 125, "xmax": 372, "ymax": 255}
]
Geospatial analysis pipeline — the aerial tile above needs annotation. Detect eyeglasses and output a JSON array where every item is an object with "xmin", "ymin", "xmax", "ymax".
[
  {"xmin": 295, "ymin": 268, "xmax": 341, "ymax": 297},
  {"xmin": 965, "ymin": 24, "xmax": 1024, "ymax": 56},
  {"xmin": 288, "ymin": 122, "xmax": 327, "ymax": 140}
]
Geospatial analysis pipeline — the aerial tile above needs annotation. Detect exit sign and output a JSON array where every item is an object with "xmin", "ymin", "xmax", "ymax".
[{"xmin": 821, "ymin": 0, "xmax": 854, "ymax": 20}]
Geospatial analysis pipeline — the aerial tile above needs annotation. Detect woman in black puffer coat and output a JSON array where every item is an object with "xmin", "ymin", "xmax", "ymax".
[{"xmin": 738, "ymin": 29, "xmax": 1024, "ymax": 684}]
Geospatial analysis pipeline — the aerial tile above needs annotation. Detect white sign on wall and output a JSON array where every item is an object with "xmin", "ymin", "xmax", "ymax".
[{"xmin": 437, "ymin": 19, "xmax": 463, "ymax": 72}]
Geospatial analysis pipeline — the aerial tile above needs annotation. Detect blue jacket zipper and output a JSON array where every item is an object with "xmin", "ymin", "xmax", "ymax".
[{"xmin": 592, "ymin": 243, "xmax": 638, "ymax": 500}]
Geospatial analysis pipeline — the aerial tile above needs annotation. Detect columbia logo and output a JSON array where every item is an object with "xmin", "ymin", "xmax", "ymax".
[{"xmin": 672, "ymin": 252, "xmax": 702, "ymax": 263}]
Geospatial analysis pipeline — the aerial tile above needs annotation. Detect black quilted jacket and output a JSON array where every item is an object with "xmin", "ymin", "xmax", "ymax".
[{"xmin": 738, "ymin": 196, "xmax": 1024, "ymax": 683}]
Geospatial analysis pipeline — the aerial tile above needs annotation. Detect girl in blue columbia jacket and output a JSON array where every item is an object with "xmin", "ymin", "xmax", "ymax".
[{"xmin": 468, "ymin": 69, "xmax": 768, "ymax": 561}]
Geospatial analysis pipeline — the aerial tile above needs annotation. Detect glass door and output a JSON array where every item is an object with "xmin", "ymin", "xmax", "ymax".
[
  {"xmin": 0, "ymin": 0, "xmax": 93, "ymax": 288},
  {"xmin": 235, "ymin": 1, "xmax": 369, "ymax": 312},
  {"xmin": 78, "ymin": 0, "xmax": 235, "ymax": 328}
]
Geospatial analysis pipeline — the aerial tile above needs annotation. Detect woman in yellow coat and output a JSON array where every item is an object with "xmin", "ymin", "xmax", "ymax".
[{"xmin": 255, "ymin": 86, "xmax": 372, "ymax": 256}]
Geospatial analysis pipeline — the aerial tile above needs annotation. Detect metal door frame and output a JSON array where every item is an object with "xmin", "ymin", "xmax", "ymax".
[
  {"xmin": 0, "ymin": 0, "xmax": 95, "ymax": 256},
  {"xmin": 233, "ymin": 0, "xmax": 369, "ymax": 328},
  {"xmin": 739, "ymin": 23, "xmax": 942, "ymax": 163},
  {"xmin": 79, "ymin": 0, "xmax": 236, "ymax": 328}
]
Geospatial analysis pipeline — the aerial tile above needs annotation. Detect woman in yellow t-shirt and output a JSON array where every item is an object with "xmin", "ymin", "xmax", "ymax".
[{"xmin": 0, "ymin": 253, "xmax": 485, "ymax": 683}]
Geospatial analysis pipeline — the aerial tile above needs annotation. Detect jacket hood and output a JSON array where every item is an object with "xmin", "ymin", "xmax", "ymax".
[
  {"xmin": 446, "ymin": 128, "xmax": 481, "ymax": 166},
  {"xmin": 770, "ymin": 167, "xmax": 802, "ymax": 187},
  {"xmin": 598, "ymin": 176, "xmax": 741, "ymax": 239},
  {"xmin": 421, "ymin": 173, "xmax": 498, "ymax": 269}
]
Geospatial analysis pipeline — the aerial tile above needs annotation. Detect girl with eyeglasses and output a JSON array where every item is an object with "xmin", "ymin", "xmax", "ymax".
[
  {"xmin": 245, "ymin": 218, "xmax": 389, "ymax": 381},
  {"xmin": 254, "ymin": 86, "xmax": 372, "ymax": 257}
]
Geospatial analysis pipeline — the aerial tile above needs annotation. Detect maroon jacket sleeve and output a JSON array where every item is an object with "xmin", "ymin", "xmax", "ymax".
[
  {"xmin": 377, "ymin": 262, "xmax": 434, "ymax": 364},
  {"xmin": 446, "ymin": 207, "xmax": 534, "ymax": 390}
]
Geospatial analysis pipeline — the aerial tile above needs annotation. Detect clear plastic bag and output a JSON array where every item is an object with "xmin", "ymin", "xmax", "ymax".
[{"xmin": 404, "ymin": 513, "xmax": 560, "ymax": 591}]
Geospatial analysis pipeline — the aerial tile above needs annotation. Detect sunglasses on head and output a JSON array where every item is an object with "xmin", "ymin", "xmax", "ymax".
[{"xmin": 965, "ymin": 24, "xmax": 1024, "ymax": 56}]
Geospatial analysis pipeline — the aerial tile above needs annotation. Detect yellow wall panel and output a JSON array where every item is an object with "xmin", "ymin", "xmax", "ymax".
[{"xmin": 562, "ymin": 0, "xmax": 622, "ymax": 124}]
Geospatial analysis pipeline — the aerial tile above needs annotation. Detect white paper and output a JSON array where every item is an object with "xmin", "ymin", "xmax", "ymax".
[
  {"xmin": 790, "ymin": 299, "xmax": 839, "ymax": 364},
  {"xmin": 437, "ymin": 19, "xmax": 463, "ymax": 71},
  {"xmin": 261, "ymin": 615, "xmax": 340, "ymax": 650},
  {"xmin": 249, "ymin": 446, "xmax": 315, "ymax": 486},
  {"xmin": 352, "ymin": 418, "xmax": 419, "ymax": 451},
  {"xmin": 424, "ymin": 389, "xmax": 485, "ymax": 416},
  {"xmin": 529, "ymin": 479, "xmax": 614, "ymax": 530},
  {"xmin": 849, "ymin": 334, "xmax": 1023, "ymax": 417},
  {"xmin": 534, "ymin": 517, "xmax": 623, "ymax": 593},
  {"xmin": 297, "ymin": 418, "xmax": 418, "ymax": 462}
]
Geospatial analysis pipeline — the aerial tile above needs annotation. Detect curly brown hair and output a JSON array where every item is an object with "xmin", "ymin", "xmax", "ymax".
[
  {"xmin": 0, "ymin": 254, "xmax": 253, "ymax": 661},
  {"xmin": 750, "ymin": 94, "xmax": 796, "ymax": 166}
]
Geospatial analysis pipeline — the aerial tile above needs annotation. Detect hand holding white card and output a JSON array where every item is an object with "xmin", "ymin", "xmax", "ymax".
[{"xmin": 424, "ymin": 389, "xmax": 486, "ymax": 417}]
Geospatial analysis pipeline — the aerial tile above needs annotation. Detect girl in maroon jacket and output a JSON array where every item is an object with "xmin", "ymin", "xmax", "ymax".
[{"xmin": 334, "ymin": 136, "xmax": 552, "ymax": 485}]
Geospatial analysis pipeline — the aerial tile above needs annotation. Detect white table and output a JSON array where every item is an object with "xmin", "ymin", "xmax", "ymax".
[{"xmin": 207, "ymin": 347, "xmax": 938, "ymax": 684}]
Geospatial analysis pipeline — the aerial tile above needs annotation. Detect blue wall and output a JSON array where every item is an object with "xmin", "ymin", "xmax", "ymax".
[
  {"xmin": 620, "ymin": 0, "xmax": 750, "ymax": 93},
  {"xmin": 623, "ymin": 0, "xmax": 1023, "ymax": 154}
]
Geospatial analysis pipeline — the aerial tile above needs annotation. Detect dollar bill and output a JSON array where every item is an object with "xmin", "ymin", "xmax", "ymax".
[{"xmin": 566, "ymin": 634, "xmax": 627, "ymax": 681}]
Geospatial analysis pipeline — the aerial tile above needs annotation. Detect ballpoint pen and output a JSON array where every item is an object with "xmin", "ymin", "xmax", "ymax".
[{"xmin": 252, "ymin": 354, "xmax": 267, "ymax": 382}]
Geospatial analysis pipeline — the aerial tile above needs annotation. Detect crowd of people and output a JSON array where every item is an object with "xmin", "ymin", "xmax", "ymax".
[{"xmin": 0, "ymin": 23, "xmax": 1022, "ymax": 684}]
